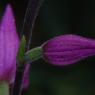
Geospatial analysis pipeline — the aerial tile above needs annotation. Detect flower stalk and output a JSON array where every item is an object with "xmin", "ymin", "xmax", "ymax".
[{"xmin": 0, "ymin": 82, "xmax": 9, "ymax": 95}]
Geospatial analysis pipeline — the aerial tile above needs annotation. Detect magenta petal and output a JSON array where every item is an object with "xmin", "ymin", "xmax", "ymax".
[
  {"xmin": 0, "ymin": 5, "xmax": 19, "ymax": 83},
  {"xmin": 42, "ymin": 34, "xmax": 95, "ymax": 65}
]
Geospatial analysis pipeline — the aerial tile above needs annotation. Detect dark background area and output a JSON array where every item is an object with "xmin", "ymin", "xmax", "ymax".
[{"xmin": 1, "ymin": 0, "xmax": 95, "ymax": 95}]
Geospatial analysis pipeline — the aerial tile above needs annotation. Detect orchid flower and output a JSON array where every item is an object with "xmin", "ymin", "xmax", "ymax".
[{"xmin": 0, "ymin": 4, "xmax": 29, "ymax": 89}]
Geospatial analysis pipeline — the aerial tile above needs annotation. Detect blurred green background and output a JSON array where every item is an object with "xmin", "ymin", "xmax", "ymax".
[{"xmin": 1, "ymin": 0, "xmax": 95, "ymax": 95}]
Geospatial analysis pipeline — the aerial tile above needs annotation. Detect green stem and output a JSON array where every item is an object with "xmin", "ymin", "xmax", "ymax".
[
  {"xmin": 24, "ymin": 47, "xmax": 42, "ymax": 63},
  {"xmin": 0, "ymin": 82, "xmax": 9, "ymax": 95}
]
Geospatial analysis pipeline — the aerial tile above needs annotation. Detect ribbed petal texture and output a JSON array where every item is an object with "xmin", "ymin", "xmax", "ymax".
[{"xmin": 42, "ymin": 34, "xmax": 95, "ymax": 65}]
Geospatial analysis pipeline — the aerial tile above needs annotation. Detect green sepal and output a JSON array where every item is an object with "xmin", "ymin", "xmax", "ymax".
[
  {"xmin": 24, "ymin": 47, "xmax": 42, "ymax": 63},
  {"xmin": 16, "ymin": 35, "xmax": 26, "ymax": 63},
  {"xmin": 0, "ymin": 82, "xmax": 9, "ymax": 95}
]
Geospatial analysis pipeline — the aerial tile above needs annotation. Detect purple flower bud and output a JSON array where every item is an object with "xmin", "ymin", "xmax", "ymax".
[
  {"xmin": 42, "ymin": 34, "xmax": 95, "ymax": 65},
  {"xmin": 0, "ymin": 4, "xmax": 29, "ymax": 88},
  {"xmin": 0, "ymin": 4, "xmax": 19, "ymax": 83}
]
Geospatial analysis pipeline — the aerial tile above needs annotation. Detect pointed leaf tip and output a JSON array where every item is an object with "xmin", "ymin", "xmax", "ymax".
[{"xmin": 17, "ymin": 35, "xmax": 26, "ymax": 63}]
